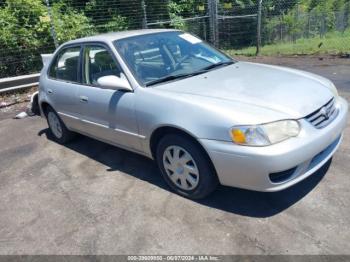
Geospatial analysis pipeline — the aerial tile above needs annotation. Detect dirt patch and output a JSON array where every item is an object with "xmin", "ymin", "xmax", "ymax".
[
  {"xmin": 0, "ymin": 86, "xmax": 37, "ymax": 103},
  {"xmin": 0, "ymin": 87, "xmax": 38, "ymax": 120}
]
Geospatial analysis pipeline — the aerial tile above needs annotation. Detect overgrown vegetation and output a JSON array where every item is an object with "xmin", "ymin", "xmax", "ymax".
[
  {"xmin": 0, "ymin": 0, "xmax": 135, "ymax": 78},
  {"xmin": 227, "ymin": 29, "xmax": 350, "ymax": 55},
  {"xmin": 258, "ymin": 0, "xmax": 350, "ymax": 51},
  {"xmin": 0, "ymin": 0, "xmax": 349, "ymax": 78}
]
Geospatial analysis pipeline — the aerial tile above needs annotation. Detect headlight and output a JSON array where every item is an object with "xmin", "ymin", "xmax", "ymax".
[{"xmin": 230, "ymin": 120, "xmax": 300, "ymax": 146}]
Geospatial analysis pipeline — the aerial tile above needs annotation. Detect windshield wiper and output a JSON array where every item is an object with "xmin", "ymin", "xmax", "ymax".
[
  {"xmin": 145, "ymin": 60, "xmax": 235, "ymax": 87},
  {"xmin": 145, "ymin": 73, "xmax": 198, "ymax": 87},
  {"xmin": 201, "ymin": 60, "xmax": 235, "ymax": 71}
]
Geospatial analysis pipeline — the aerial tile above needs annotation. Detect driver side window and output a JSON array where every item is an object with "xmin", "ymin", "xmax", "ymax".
[{"xmin": 83, "ymin": 45, "xmax": 122, "ymax": 86}]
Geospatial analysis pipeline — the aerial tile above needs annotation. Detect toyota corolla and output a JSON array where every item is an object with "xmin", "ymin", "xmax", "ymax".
[{"xmin": 39, "ymin": 29, "xmax": 348, "ymax": 199}]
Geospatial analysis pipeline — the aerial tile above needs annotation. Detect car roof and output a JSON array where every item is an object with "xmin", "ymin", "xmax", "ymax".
[{"xmin": 65, "ymin": 29, "xmax": 181, "ymax": 45}]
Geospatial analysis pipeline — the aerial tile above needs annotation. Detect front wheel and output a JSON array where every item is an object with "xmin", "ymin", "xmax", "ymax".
[{"xmin": 156, "ymin": 134, "xmax": 218, "ymax": 199}]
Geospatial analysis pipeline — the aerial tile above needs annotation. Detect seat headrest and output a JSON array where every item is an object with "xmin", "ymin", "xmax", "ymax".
[
  {"xmin": 65, "ymin": 56, "xmax": 78, "ymax": 68},
  {"xmin": 94, "ymin": 51, "xmax": 114, "ymax": 66}
]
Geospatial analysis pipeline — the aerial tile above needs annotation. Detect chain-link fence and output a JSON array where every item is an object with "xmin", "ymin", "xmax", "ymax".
[
  {"xmin": 259, "ymin": 2, "xmax": 350, "ymax": 56},
  {"xmin": 0, "ymin": 0, "xmax": 349, "ymax": 79}
]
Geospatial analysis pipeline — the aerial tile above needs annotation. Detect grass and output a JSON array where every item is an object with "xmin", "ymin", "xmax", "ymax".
[{"xmin": 225, "ymin": 30, "xmax": 350, "ymax": 56}]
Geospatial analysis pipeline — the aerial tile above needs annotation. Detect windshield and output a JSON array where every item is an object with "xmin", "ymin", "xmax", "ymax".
[{"xmin": 114, "ymin": 31, "xmax": 233, "ymax": 86}]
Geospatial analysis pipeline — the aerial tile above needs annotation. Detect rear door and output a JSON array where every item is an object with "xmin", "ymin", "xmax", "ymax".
[
  {"xmin": 75, "ymin": 43, "xmax": 142, "ymax": 151},
  {"xmin": 46, "ymin": 45, "xmax": 82, "ymax": 130}
]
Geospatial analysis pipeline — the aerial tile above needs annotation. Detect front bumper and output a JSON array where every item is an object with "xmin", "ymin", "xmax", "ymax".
[{"xmin": 200, "ymin": 97, "xmax": 348, "ymax": 192}]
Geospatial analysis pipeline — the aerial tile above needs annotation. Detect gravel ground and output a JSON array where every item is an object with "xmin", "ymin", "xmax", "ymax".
[
  {"xmin": 0, "ymin": 56, "xmax": 349, "ymax": 255},
  {"xmin": 0, "ymin": 87, "xmax": 37, "ymax": 121}
]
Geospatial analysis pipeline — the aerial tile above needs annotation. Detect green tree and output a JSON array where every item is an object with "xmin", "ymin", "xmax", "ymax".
[
  {"xmin": 51, "ymin": 1, "xmax": 95, "ymax": 42},
  {"xmin": 0, "ymin": 0, "xmax": 93, "ymax": 77},
  {"xmin": 85, "ymin": 0, "xmax": 137, "ymax": 32},
  {"xmin": 0, "ymin": 0, "xmax": 51, "ymax": 77}
]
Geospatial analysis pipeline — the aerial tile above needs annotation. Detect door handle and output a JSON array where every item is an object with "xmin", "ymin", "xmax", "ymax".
[
  {"xmin": 47, "ymin": 89, "xmax": 53, "ymax": 94},
  {"xmin": 79, "ymin": 96, "xmax": 89, "ymax": 103}
]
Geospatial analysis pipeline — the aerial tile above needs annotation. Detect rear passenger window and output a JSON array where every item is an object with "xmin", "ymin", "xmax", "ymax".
[{"xmin": 49, "ymin": 46, "xmax": 81, "ymax": 82}]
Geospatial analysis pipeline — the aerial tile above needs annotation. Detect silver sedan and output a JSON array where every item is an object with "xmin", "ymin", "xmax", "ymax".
[{"xmin": 39, "ymin": 29, "xmax": 348, "ymax": 199}]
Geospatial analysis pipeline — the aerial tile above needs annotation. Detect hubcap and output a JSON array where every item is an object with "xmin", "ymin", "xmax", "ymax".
[
  {"xmin": 48, "ymin": 112, "xmax": 62, "ymax": 139},
  {"xmin": 162, "ymin": 146, "xmax": 199, "ymax": 191}
]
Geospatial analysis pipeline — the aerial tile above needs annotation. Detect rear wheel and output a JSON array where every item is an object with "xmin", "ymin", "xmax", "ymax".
[
  {"xmin": 156, "ymin": 134, "xmax": 218, "ymax": 199},
  {"xmin": 46, "ymin": 106, "xmax": 75, "ymax": 144}
]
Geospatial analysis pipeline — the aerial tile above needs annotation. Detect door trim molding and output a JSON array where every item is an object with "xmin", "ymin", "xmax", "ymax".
[{"xmin": 58, "ymin": 111, "xmax": 146, "ymax": 139}]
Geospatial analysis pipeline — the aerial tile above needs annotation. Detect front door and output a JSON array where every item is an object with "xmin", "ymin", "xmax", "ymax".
[{"xmin": 76, "ymin": 44, "xmax": 142, "ymax": 151}]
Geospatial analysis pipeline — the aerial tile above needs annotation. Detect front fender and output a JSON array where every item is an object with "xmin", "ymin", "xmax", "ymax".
[{"xmin": 134, "ymin": 87, "xmax": 289, "ymax": 155}]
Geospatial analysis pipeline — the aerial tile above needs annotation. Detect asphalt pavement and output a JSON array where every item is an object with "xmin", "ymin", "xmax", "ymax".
[{"xmin": 0, "ymin": 57, "xmax": 349, "ymax": 254}]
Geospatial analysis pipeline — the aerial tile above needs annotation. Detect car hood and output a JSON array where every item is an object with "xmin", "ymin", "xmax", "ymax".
[{"xmin": 153, "ymin": 62, "xmax": 335, "ymax": 118}]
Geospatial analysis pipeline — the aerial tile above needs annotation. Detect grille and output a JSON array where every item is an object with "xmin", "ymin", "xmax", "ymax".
[{"xmin": 305, "ymin": 98, "xmax": 338, "ymax": 129}]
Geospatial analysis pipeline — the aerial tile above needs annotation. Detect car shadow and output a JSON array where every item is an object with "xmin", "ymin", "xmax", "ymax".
[
  {"xmin": 38, "ymin": 128, "xmax": 331, "ymax": 218},
  {"xmin": 197, "ymin": 161, "xmax": 330, "ymax": 217}
]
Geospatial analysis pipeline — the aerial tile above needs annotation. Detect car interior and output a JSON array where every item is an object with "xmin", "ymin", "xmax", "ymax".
[
  {"xmin": 85, "ymin": 49, "xmax": 121, "ymax": 85},
  {"xmin": 51, "ymin": 53, "xmax": 79, "ymax": 82},
  {"xmin": 117, "ymin": 39, "xmax": 215, "ymax": 85}
]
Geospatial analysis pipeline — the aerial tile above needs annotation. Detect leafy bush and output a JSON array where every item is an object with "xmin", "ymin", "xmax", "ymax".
[
  {"xmin": 103, "ymin": 15, "xmax": 128, "ymax": 33},
  {"xmin": 85, "ymin": 0, "xmax": 129, "ymax": 32},
  {"xmin": 0, "ymin": 0, "xmax": 94, "ymax": 77},
  {"xmin": 168, "ymin": 2, "xmax": 187, "ymax": 30},
  {"xmin": 0, "ymin": 0, "xmax": 52, "ymax": 77},
  {"xmin": 1, "ymin": 0, "xmax": 349, "ymax": 78},
  {"xmin": 51, "ymin": 2, "xmax": 95, "ymax": 43}
]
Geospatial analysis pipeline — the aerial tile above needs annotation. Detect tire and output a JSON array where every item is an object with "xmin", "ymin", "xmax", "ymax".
[
  {"xmin": 156, "ymin": 134, "xmax": 219, "ymax": 199},
  {"xmin": 45, "ymin": 106, "xmax": 75, "ymax": 144}
]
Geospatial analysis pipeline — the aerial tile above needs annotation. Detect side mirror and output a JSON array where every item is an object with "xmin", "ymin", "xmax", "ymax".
[{"xmin": 97, "ymin": 75, "xmax": 133, "ymax": 92}]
